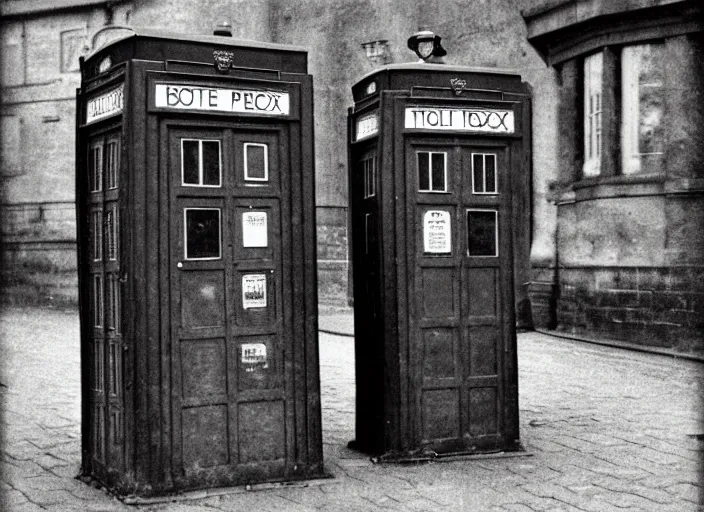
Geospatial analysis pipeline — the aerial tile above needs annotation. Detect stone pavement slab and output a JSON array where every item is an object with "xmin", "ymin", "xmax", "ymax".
[{"xmin": 1, "ymin": 307, "xmax": 703, "ymax": 511}]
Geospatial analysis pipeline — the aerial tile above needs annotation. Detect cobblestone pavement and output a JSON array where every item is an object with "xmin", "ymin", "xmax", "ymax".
[{"xmin": 1, "ymin": 307, "xmax": 702, "ymax": 511}]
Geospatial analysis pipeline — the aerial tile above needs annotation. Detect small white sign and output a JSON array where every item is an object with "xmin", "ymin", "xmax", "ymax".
[
  {"xmin": 242, "ymin": 211, "xmax": 268, "ymax": 247},
  {"xmin": 242, "ymin": 274, "xmax": 267, "ymax": 309},
  {"xmin": 355, "ymin": 112, "xmax": 379, "ymax": 141},
  {"xmin": 423, "ymin": 210, "xmax": 452, "ymax": 253},
  {"xmin": 86, "ymin": 85, "xmax": 124, "ymax": 124},
  {"xmin": 155, "ymin": 84, "xmax": 289, "ymax": 115},
  {"xmin": 405, "ymin": 106, "xmax": 514, "ymax": 133},
  {"xmin": 241, "ymin": 343, "xmax": 268, "ymax": 372}
]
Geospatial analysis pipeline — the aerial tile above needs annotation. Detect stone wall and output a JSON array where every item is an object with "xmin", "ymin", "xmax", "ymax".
[{"xmin": 558, "ymin": 266, "xmax": 704, "ymax": 353}]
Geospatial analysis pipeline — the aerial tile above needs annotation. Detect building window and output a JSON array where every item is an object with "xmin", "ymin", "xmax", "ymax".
[
  {"xmin": 418, "ymin": 151, "xmax": 447, "ymax": 192},
  {"xmin": 582, "ymin": 52, "xmax": 603, "ymax": 178},
  {"xmin": 621, "ymin": 43, "xmax": 664, "ymax": 175}
]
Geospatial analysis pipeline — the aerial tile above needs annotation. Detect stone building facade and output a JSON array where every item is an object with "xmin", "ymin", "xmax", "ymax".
[
  {"xmin": 1, "ymin": 0, "xmax": 702, "ymax": 352},
  {"xmin": 523, "ymin": 0, "xmax": 704, "ymax": 352}
]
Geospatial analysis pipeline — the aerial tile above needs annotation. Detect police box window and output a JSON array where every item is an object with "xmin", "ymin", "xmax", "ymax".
[
  {"xmin": 184, "ymin": 208, "xmax": 221, "ymax": 260},
  {"xmin": 472, "ymin": 153, "xmax": 497, "ymax": 194},
  {"xmin": 363, "ymin": 155, "xmax": 376, "ymax": 198},
  {"xmin": 467, "ymin": 209, "xmax": 498, "ymax": 257},
  {"xmin": 244, "ymin": 143, "xmax": 268, "ymax": 182},
  {"xmin": 181, "ymin": 139, "xmax": 221, "ymax": 187},
  {"xmin": 90, "ymin": 142, "xmax": 103, "ymax": 192},
  {"xmin": 106, "ymin": 137, "xmax": 119, "ymax": 190},
  {"xmin": 418, "ymin": 151, "xmax": 447, "ymax": 192}
]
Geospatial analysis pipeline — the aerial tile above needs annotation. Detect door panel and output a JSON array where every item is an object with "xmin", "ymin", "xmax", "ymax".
[
  {"xmin": 168, "ymin": 124, "xmax": 290, "ymax": 482},
  {"xmin": 408, "ymin": 139, "xmax": 511, "ymax": 451}
]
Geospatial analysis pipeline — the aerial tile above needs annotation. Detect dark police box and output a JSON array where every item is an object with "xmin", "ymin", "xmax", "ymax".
[
  {"xmin": 348, "ymin": 63, "xmax": 530, "ymax": 460},
  {"xmin": 76, "ymin": 28, "xmax": 323, "ymax": 496}
]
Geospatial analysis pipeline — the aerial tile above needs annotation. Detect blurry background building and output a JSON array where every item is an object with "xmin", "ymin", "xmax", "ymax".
[{"xmin": 1, "ymin": 0, "xmax": 702, "ymax": 353}]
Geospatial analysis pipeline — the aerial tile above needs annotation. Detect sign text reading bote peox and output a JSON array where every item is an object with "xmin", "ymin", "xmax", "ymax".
[
  {"xmin": 86, "ymin": 85, "xmax": 124, "ymax": 124},
  {"xmin": 154, "ymin": 84, "xmax": 290, "ymax": 116}
]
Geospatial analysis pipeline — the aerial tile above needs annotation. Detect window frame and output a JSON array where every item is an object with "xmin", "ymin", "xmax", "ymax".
[
  {"xmin": 471, "ymin": 152, "xmax": 498, "ymax": 195},
  {"xmin": 183, "ymin": 207, "xmax": 222, "ymax": 261},
  {"xmin": 180, "ymin": 138, "xmax": 222, "ymax": 188},
  {"xmin": 417, "ymin": 150, "xmax": 448, "ymax": 193},
  {"xmin": 243, "ymin": 142, "xmax": 269, "ymax": 182},
  {"xmin": 466, "ymin": 208, "xmax": 499, "ymax": 258}
]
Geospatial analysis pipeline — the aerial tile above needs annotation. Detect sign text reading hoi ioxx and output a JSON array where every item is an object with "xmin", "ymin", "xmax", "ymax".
[
  {"xmin": 405, "ymin": 106, "xmax": 514, "ymax": 133},
  {"xmin": 154, "ymin": 84, "xmax": 290, "ymax": 116}
]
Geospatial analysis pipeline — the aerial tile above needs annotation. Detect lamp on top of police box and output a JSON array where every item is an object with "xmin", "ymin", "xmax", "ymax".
[{"xmin": 407, "ymin": 29, "xmax": 446, "ymax": 62}]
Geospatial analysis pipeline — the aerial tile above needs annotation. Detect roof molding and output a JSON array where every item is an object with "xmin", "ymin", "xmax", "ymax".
[
  {"xmin": 0, "ymin": 0, "xmax": 127, "ymax": 18},
  {"xmin": 522, "ymin": 0, "xmax": 703, "ymax": 65}
]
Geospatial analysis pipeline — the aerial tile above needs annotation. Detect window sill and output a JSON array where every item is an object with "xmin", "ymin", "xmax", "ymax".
[{"xmin": 558, "ymin": 173, "xmax": 665, "ymax": 204}]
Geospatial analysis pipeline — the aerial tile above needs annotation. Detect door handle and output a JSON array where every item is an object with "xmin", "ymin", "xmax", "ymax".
[{"xmin": 177, "ymin": 262, "xmax": 183, "ymax": 268}]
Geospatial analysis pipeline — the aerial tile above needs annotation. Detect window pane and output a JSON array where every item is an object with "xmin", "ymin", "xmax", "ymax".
[
  {"xmin": 418, "ymin": 152, "xmax": 430, "ymax": 191},
  {"xmin": 467, "ymin": 210, "xmax": 497, "ymax": 257},
  {"xmin": 583, "ymin": 52, "xmax": 603, "ymax": 177},
  {"xmin": 431, "ymin": 153, "xmax": 445, "ymax": 191},
  {"xmin": 485, "ymin": 155, "xmax": 496, "ymax": 193},
  {"xmin": 106, "ymin": 140, "xmax": 118, "ymax": 189},
  {"xmin": 202, "ymin": 141, "xmax": 221, "ymax": 185},
  {"xmin": 472, "ymin": 154, "xmax": 484, "ymax": 193},
  {"xmin": 621, "ymin": 44, "xmax": 664, "ymax": 175},
  {"xmin": 90, "ymin": 145, "xmax": 103, "ymax": 192},
  {"xmin": 245, "ymin": 143, "xmax": 267, "ymax": 181},
  {"xmin": 182, "ymin": 140, "xmax": 199, "ymax": 185},
  {"xmin": 92, "ymin": 210, "xmax": 102, "ymax": 261},
  {"xmin": 185, "ymin": 209, "xmax": 221, "ymax": 259},
  {"xmin": 93, "ymin": 274, "xmax": 103, "ymax": 327}
]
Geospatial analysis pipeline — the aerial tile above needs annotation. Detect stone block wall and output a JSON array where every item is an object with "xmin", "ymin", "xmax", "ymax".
[{"xmin": 557, "ymin": 266, "xmax": 704, "ymax": 354}]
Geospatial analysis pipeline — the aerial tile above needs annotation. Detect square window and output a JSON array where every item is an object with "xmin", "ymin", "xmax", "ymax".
[
  {"xmin": 181, "ymin": 139, "xmax": 222, "ymax": 187},
  {"xmin": 244, "ymin": 143, "xmax": 268, "ymax": 181},
  {"xmin": 418, "ymin": 151, "xmax": 447, "ymax": 192},
  {"xmin": 467, "ymin": 209, "xmax": 498, "ymax": 257},
  {"xmin": 184, "ymin": 208, "xmax": 221, "ymax": 260},
  {"xmin": 471, "ymin": 153, "xmax": 498, "ymax": 194}
]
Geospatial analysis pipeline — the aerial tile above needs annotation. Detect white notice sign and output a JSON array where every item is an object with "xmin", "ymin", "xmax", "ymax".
[
  {"xmin": 242, "ymin": 274, "xmax": 267, "ymax": 309},
  {"xmin": 86, "ymin": 85, "xmax": 124, "ymax": 124},
  {"xmin": 242, "ymin": 211, "xmax": 268, "ymax": 247},
  {"xmin": 423, "ymin": 210, "xmax": 452, "ymax": 253},
  {"xmin": 155, "ymin": 84, "xmax": 289, "ymax": 115},
  {"xmin": 241, "ymin": 343, "xmax": 268, "ymax": 371},
  {"xmin": 405, "ymin": 106, "xmax": 514, "ymax": 133}
]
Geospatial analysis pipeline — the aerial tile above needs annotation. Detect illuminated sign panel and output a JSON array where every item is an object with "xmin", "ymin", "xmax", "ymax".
[
  {"xmin": 405, "ymin": 106, "xmax": 514, "ymax": 133},
  {"xmin": 355, "ymin": 112, "xmax": 379, "ymax": 141},
  {"xmin": 86, "ymin": 85, "xmax": 124, "ymax": 124},
  {"xmin": 154, "ymin": 84, "xmax": 290, "ymax": 115}
]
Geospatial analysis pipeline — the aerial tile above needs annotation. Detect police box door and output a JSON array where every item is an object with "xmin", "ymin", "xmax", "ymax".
[
  {"xmin": 167, "ymin": 121, "xmax": 292, "ymax": 484},
  {"xmin": 406, "ymin": 137, "xmax": 516, "ymax": 452}
]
